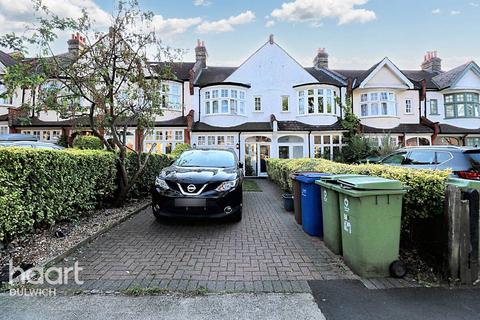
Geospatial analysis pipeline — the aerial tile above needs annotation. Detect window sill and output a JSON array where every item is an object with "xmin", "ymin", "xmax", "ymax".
[
  {"xmin": 359, "ymin": 115, "xmax": 400, "ymax": 119},
  {"xmin": 296, "ymin": 113, "xmax": 338, "ymax": 117},
  {"xmin": 429, "ymin": 113, "xmax": 440, "ymax": 116},
  {"xmin": 203, "ymin": 113, "xmax": 248, "ymax": 117},
  {"xmin": 252, "ymin": 110, "xmax": 263, "ymax": 113},
  {"xmin": 444, "ymin": 116, "xmax": 480, "ymax": 120}
]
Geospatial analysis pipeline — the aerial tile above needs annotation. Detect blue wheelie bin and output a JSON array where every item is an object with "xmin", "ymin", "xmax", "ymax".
[{"xmin": 295, "ymin": 173, "xmax": 330, "ymax": 237}]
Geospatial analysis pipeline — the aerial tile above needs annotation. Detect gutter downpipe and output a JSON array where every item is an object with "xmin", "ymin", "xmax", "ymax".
[{"xmin": 198, "ymin": 87, "xmax": 201, "ymax": 122}]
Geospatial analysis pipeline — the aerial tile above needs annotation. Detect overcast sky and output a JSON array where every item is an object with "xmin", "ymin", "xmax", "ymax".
[{"xmin": 1, "ymin": 0, "xmax": 479, "ymax": 70}]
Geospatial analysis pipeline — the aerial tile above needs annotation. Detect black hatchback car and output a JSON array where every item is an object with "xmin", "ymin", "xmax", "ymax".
[{"xmin": 152, "ymin": 148, "xmax": 243, "ymax": 222}]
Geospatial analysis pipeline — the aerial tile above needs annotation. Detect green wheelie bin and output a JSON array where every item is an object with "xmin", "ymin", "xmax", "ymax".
[
  {"xmin": 334, "ymin": 176, "xmax": 407, "ymax": 278},
  {"xmin": 315, "ymin": 174, "xmax": 366, "ymax": 255},
  {"xmin": 446, "ymin": 176, "xmax": 480, "ymax": 191}
]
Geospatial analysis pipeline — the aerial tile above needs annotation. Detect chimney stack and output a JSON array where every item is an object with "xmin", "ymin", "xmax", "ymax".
[
  {"xmin": 195, "ymin": 39, "xmax": 207, "ymax": 70},
  {"xmin": 67, "ymin": 33, "xmax": 86, "ymax": 56},
  {"xmin": 421, "ymin": 51, "xmax": 441, "ymax": 73},
  {"xmin": 313, "ymin": 48, "xmax": 329, "ymax": 69}
]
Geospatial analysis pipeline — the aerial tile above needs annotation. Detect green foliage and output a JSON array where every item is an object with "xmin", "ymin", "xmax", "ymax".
[
  {"xmin": 0, "ymin": 148, "xmax": 116, "ymax": 242},
  {"xmin": 341, "ymin": 135, "xmax": 375, "ymax": 164},
  {"xmin": 266, "ymin": 158, "xmax": 450, "ymax": 232},
  {"xmin": 125, "ymin": 152, "xmax": 171, "ymax": 199},
  {"xmin": 338, "ymin": 96, "xmax": 359, "ymax": 139},
  {"xmin": 56, "ymin": 134, "xmax": 69, "ymax": 148},
  {"xmin": 170, "ymin": 143, "xmax": 191, "ymax": 158},
  {"xmin": 0, "ymin": 148, "xmax": 170, "ymax": 242},
  {"xmin": 72, "ymin": 135, "xmax": 104, "ymax": 150}
]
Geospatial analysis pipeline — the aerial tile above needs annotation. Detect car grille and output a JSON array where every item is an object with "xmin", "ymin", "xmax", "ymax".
[{"xmin": 167, "ymin": 181, "xmax": 222, "ymax": 195}]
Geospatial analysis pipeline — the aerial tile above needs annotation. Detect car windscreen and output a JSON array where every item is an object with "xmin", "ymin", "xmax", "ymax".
[{"xmin": 175, "ymin": 150, "xmax": 236, "ymax": 168}]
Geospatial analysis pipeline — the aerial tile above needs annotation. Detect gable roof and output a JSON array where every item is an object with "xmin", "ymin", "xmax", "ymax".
[
  {"xmin": 356, "ymin": 58, "xmax": 414, "ymax": 89},
  {"xmin": 0, "ymin": 51, "xmax": 16, "ymax": 68},
  {"xmin": 432, "ymin": 61, "xmax": 480, "ymax": 90}
]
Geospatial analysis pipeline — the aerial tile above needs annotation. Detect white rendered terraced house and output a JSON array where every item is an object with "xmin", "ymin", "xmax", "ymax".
[{"xmin": 1, "ymin": 35, "xmax": 480, "ymax": 176}]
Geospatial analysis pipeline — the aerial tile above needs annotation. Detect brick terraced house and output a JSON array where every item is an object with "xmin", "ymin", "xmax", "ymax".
[{"xmin": 1, "ymin": 35, "xmax": 480, "ymax": 176}]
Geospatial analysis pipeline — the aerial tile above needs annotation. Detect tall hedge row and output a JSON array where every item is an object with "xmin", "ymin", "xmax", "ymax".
[
  {"xmin": 0, "ymin": 148, "xmax": 170, "ymax": 242},
  {"xmin": 266, "ymin": 158, "xmax": 450, "ymax": 230}
]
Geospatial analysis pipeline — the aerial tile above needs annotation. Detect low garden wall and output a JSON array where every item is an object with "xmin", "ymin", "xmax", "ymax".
[
  {"xmin": 266, "ymin": 158, "xmax": 450, "ymax": 234},
  {"xmin": 0, "ymin": 148, "xmax": 170, "ymax": 242}
]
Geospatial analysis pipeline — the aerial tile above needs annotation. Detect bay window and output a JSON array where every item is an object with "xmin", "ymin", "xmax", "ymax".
[
  {"xmin": 359, "ymin": 91, "xmax": 396, "ymax": 117},
  {"xmin": 160, "ymin": 82, "xmax": 181, "ymax": 110},
  {"xmin": 0, "ymin": 84, "xmax": 13, "ymax": 105},
  {"xmin": 204, "ymin": 88, "xmax": 246, "ymax": 115},
  {"xmin": 444, "ymin": 93, "xmax": 479, "ymax": 118},
  {"xmin": 297, "ymin": 87, "xmax": 336, "ymax": 115}
]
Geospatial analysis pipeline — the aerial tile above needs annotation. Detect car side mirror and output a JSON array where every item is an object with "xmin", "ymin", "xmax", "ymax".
[{"xmin": 238, "ymin": 162, "xmax": 244, "ymax": 169}]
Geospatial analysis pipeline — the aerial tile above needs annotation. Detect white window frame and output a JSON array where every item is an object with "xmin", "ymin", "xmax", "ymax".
[
  {"xmin": 254, "ymin": 96, "xmax": 262, "ymax": 112},
  {"xmin": 429, "ymin": 99, "xmax": 439, "ymax": 115},
  {"xmin": 405, "ymin": 99, "xmax": 412, "ymax": 114},
  {"xmin": 21, "ymin": 129, "xmax": 61, "ymax": 142},
  {"xmin": 281, "ymin": 95, "xmax": 289, "ymax": 112},
  {"xmin": 160, "ymin": 82, "xmax": 182, "ymax": 111},
  {"xmin": 143, "ymin": 128, "xmax": 183, "ymax": 154},
  {"xmin": 277, "ymin": 135, "xmax": 304, "ymax": 159},
  {"xmin": 312, "ymin": 134, "xmax": 344, "ymax": 160},
  {"xmin": 0, "ymin": 125, "xmax": 9, "ymax": 135},
  {"xmin": 0, "ymin": 84, "xmax": 13, "ymax": 106},
  {"xmin": 297, "ymin": 87, "xmax": 337, "ymax": 116},
  {"xmin": 358, "ymin": 91, "xmax": 397, "ymax": 117},
  {"xmin": 204, "ymin": 87, "xmax": 246, "ymax": 116},
  {"xmin": 196, "ymin": 135, "xmax": 236, "ymax": 147}
]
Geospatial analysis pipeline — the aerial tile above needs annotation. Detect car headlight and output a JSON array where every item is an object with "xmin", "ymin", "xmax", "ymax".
[
  {"xmin": 155, "ymin": 176, "xmax": 169, "ymax": 190},
  {"xmin": 216, "ymin": 179, "xmax": 238, "ymax": 192}
]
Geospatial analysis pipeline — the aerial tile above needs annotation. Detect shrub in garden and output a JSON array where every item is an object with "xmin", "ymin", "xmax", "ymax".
[
  {"xmin": 266, "ymin": 158, "xmax": 450, "ymax": 232},
  {"xmin": 0, "ymin": 148, "xmax": 116, "ymax": 242},
  {"xmin": 0, "ymin": 148, "xmax": 170, "ymax": 242},
  {"xmin": 170, "ymin": 143, "xmax": 191, "ymax": 158},
  {"xmin": 72, "ymin": 135, "xmax": 104, "ymax": 150}
]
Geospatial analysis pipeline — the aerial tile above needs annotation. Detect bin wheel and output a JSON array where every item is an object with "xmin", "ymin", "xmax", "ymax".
[{"xmin": 389, "ymin": 260, "xmax": 407, "ymax": 278}]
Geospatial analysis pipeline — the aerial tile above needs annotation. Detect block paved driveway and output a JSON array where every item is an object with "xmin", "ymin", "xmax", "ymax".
[{"xmin": 56, "ymin": 179, "xmax": 356, "ymax": 293}]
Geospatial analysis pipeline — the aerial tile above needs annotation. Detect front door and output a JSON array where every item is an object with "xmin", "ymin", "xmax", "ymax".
[{"xmin": 245, "ymin": 143, "xmax": 270, "ymax": 177}]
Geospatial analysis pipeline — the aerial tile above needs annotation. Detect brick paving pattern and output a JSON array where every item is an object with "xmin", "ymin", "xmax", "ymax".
[{"xmin": 55, "ymin": 179, "xmax": 356, "ymax": 292}]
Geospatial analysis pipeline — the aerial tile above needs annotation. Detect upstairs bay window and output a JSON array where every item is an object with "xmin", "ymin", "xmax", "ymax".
[
  {"xmin": 298, "ymin": 88, "xmax": 336, "ymax": 115},
  {"xmin": 0, "ymin": 84, "xmax": 13, "ymax": 105},
  {"xmin": 204, "ymin": 88, "xmax": 246, "ymax": 115},
  {"xmin": 444, "ymin": 93, "xmax": 479, "ymax": 118},
  {"xmin": 160, "ymin": 83, "xmax": 181, "ymax": 110},
  {"xmin": 360, "ymin": 91, "xmax": 396, "ymax": 117}
]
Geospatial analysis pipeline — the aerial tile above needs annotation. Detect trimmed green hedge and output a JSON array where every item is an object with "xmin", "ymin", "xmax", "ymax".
[
  {"xmin": 266, "ymin": 158, "xmax": 450, "ymax": 230},
  {"xmin": 0, "ymin": 148, "xmax": 170, "ymax": 242},
  {"xmin": 72, "ymin": 135, "xmax": 104, "ymax": 150}
]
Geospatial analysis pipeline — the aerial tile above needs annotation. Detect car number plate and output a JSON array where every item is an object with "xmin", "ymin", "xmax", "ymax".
[{"xmin": 175, "ymin": 198, "xmax": 206, "ymax": 207}]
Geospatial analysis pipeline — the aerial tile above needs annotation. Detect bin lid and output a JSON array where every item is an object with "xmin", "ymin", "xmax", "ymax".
[
  {"xmin": 337, "ymin": 176, "xmax": 404, "ymax": 191},
  {"xmin": 447, "ymin": 177, "xmax": 480, "ymax": 190},
  {"xmin": 318, "ymin": 174, "xmax": 366, "ymax": 182},
  {"xmin": 295, "ymin": 172, "xmax": 330, "ymax": 183}
]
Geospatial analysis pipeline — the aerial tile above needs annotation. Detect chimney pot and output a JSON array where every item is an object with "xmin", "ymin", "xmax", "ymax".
[
  {"xmin": 194, "ymin": 39, "xmax": 207, "ymax": 70},
  {"xmin": 313, "ymin": 47, "xmax": 329, "ymax": 69},
  {"xmin": 421, "ymin": 50, "xmax": 441, "ymax": 73}
]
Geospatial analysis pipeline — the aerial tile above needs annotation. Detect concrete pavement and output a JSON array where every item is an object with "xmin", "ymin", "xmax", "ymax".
[{"xmin": 0, "ymin": 293, "xmax": 325, "ymax": 320}]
